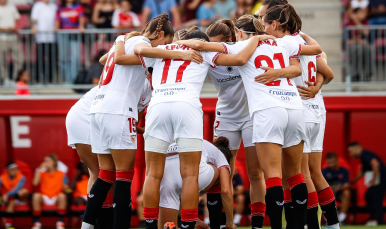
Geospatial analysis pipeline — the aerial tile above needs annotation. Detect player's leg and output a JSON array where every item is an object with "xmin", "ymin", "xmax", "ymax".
[
  {"xmin": 338, "ymin": 189, "xmax": 351, "ymax": 223},
  {"xmin": 75, "ymin": 143, "xmax": 99, "ymax": 193},
  {"xmin": 301, "ymin": 154, "xmax": 319, "ymax": 229},
  {"xmin": 31, "ymin": 193, "xmax": 43, "ymax": 228},
  {"xmin": 202, "ymin": 165, "xmax": 223, "ymax": 229},
  {"xmin": 4, "ymin": 198, "xmax": 15, "ymax": 228},
  {"xmin": 282, "ymin": 109, "xmax": 308, "ymax": 229},
  {"xmin": 56, "ymin": 193, "xmax": 67, "ymax": 228},
  {"xmin": 158, "ymin": 208, "xmax": 179, "ymax": 229},
  {"xmin": 282, "ymin": 171, "xmax": 295, "ymax": 229}
]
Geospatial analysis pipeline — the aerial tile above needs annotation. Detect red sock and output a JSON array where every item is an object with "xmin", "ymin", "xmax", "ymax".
[
  {"xmin": 181, "ymin": 208, "xmax": 198, "ymax": 222},
  {"xmin": 317, "ymin": 187, "xmax": 335, "ymax": 206},
  {"xmin": 287, "ymin": 174, "xmax": 305, "ymax": 190},
  {"xmin": 251, "ymin": 202, "xmax": 266, "ymax": 217},
  {"xmin": 33, "ymin": 210, "xmax": 41, "ymax": 216},
  {"xmin": 58, "ymin": 209, "xmax": 66, "ymax": 215},
  {"xmin": 102, "ymin": 192, "xmax": 114, "ymax": 208},
  {"xmin": 5, "ymin": 218, "xmax": 12, "ymax": 225},
  {"xmin": 207, "ymin": 184, "xmax": 221, "ymax": 193},
  {"xmin": 265, "ymin": 177, "xmax": 282, "ymax": 189},
  {"xmin": 116, "ymin": 170, "xmax": 134, "ymax": 182},
  {"xmin": 143, "ymin": 207, "xmax": 159, "ymax": 220},
  {"xmin": 99, "ymin": 169, "xmax": 116, "ymax": 184},
  {"xmin": 307, "ymin": 191, "xmax": 319, "ymax": 209},
  {"xmin": 284, "ymin": 189, "xmax": 292, "ymax": 203}
]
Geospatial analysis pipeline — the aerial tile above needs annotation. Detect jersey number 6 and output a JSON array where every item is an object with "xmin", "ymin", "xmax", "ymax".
[
  {"xmin": 161, "ymin": 59, "xmax": 191, "ymax": 84},
  {"xmin": 254, "ymin": 53, "xmax": 292, "ymax": 86}
]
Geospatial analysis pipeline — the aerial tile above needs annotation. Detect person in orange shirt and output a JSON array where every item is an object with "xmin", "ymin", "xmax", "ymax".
[
  {"xmin": 0, "ymin": 161, "xmax": 29, "ymax": 229},
  {"xmin": 32, "ymin": 154, "xmax": 69, "ymax": 229},
  {"xmin": 71, "ymin": 162, "xmax": 89, "ymax": 207},
  {"xmin": 15, "ymin": 69, "xmax": 31, "ymax": 96}
]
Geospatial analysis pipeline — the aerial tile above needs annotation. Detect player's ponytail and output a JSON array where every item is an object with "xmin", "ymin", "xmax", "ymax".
[
  {"xmin": 173, "ymin": 29, "xmax": 188, "ymax": 42},
  {"xmin": 125, "ymin": 13, "xmax": 174, "ymax": 41},
  {"xmin": 264, "ymin": 4, "xmax": 302, "ymax": 35},
  {"xmin": 184, "ymin": 26, "xmax": 210, "ymax": 42},
  {"xmin": 206, "ymin": 19, "xmax": 236, "ymax": 42},
  {"xmin": 213, "ymin": 137, "xmax": 232, "ymax": 164},
  {"xmin": 235, "ymin": 15, "xmax": 265, "ymax": 35}
]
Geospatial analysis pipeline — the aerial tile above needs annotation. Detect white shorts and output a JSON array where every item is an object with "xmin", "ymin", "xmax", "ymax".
[
  {"xmin": 159, "ymin": 155, "xmax": 214, "ymax": 210},
  {"xmin": 90, "ymin": 113, "xmax": 137, "ymax": 154},
  {"xmin": 66, "ymin": 109, "xmax": 91, "ymax": 148},
  {"xmin": 311, "ymin": 114, "xmax": 326, "ymax": 152},
  {"xmin": 144, "ymin": 102, "xmax": 203, "ymax": 151},
  {"xmin": 303, "ymin": 122, "xmax": 321, "ymax": 153},
  {"xmin": 42, "ymin": 195, "xmax": 58, "ymax": 206},
  {"xmin": 213, "ymin": 118, "xmax": 254, "ymax": 150},
  {"xmin": 252, "ymin": 107, "xmax": 306, "ymax": 148}
]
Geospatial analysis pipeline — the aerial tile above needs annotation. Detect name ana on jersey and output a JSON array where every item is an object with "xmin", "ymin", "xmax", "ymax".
[{"xmin": 216, "ymin": 75, "xmax": 241, "ymax": 83}]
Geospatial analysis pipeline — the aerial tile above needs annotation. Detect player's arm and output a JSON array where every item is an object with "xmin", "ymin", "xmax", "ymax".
[
  {"xmin": 32, "ymin": 170, "xmax": 42, "ymax": 186},
  {"xmin": 114, "ymin": 39, "xmax": 142, "ymax": 65},
  {"xmin": 219, "ymin": 168, "xmax": 236, "ymax": 229},
  {"xmin": 136, "ymin": 109, "xmax": 146, "ymax": 134},
  {"xmin": 215, "ymin": 35, "xmax": 276, "ymax": 66},
  {"xmin": 175, "ymin": 39, "xmax": 225, "ymax": 52},
  {"xmin": 134, "ymin": 43, "xmax": 203, "ymax": 64},
  {"xmin": 299, "ymin": 33, "xmax": 322, "ymax": 55},
  {"xmin": 316, "ymin": 53, "xmax": 334, "ymax": 84},
  {"xmin": 100, "ymin": 53, "xmax": 108, "ymax": 65},
  {"xmin": 254, "ymin": 59, "xmax": 302, "ymax": 84},
  {"xmin": 349, "ymin": 169, "xmax": 363, "ymax": 186}
]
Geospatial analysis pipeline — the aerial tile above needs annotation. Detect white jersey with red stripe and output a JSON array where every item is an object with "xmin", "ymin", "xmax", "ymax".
[
  {"xmin": 138, "ymin": 78, "xmax": 153, "ymax": 112},
  {"xmin": 292, "ymin": 33, "xmax": 321, "ymax": 122},
  {"xmin": 142, "ymin": 44, "xmax": 219, "ymax": 109},
  {"xmin": 208, "ymin": 64, "xmax": 250, "ymax": 122},
  {"xmin": 167, "ymin": 140, "xmax": 230, "ymax": 174},
  {"xmin": 221, "ymin": 38, "xmax": 303, "ymax": 116},
  {"xmin": 89, "ymin": 36, "xmax": 150, "ymax": 120}
]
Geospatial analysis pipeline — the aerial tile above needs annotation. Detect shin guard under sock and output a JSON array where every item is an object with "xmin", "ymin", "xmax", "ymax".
[
  {"xmin": 318, "ymin": 187, "xmax": 339, "ymax": 226},
  {"xmin": 251, "ymin": 202, "xmax": 266, "ymax": 229},
  {"xmin": 265, "ymin": 177, "xmax": 283, "ymax": 229},
  {"xmin": 288, "ymin": 174, "xmax": 308, "ymax": 229},
  {"xmin": 181, "ymin": 208, "xmax": 198, "ymax": 229},
  {"xmin": 307, "ymin": 192, "xmax": 320, "ymax": 229},
  {"xmin": 83, "ymin": 169, "xmax": 115, "ymax": 226},
  {"xmin": 207, "ymin": 187, "xmax": 223, "ymax": 229},
  {"xmin": 284, "ymin": 189, "xmax": 296, "ymax": 229},
  {"xmin": 113, "ymin": 170, "xmax": 134, "ymax": 229},
  {"xmin": 143, "ymin": 207, "xmax": 159, "ymax": 229}
]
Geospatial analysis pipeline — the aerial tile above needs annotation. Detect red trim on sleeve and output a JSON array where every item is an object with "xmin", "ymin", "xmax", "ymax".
[
  {"xmin": 218, "ymin": 165, "xmax": 231, "ymax": 175},
  {"xmin": 138, "ymin": 55, "xmax": 146, "ymax": 68},
  {"xmin": 289, "ymin": 44, "xmax": 302, "ymax": 59},
  {"xmin": 221, "ymin": 43, "xmax": 228, "ymax": 54},
  {"xmin": 211, "ymin": 53, "xmax": 221, "ymax": 68},
  {"xmin": 316, "ymin": 54, "xmax": 322, "ymax": 59}
]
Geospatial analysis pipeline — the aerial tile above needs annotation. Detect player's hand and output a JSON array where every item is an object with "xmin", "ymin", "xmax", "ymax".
[
  {"xmin": 195, "ymin": 219, "xmax": 209, "ymax": 229},
  {"xmin": 136, "ymin": 126, "xmax": 145, "ymax": 135},
  {"xmin": 225, "ymin": 222, "xmax": 237, "ymax": 229},
  {"xmin": 369, "ymin": 179, "xmax": 376, "ymax": 187},
  {"xmin": 2, "ymin": 194, "xmax": 8, "ymax": 203},
  {"xmin": 341, "ymin": 183, "xmax": 350, "ymax": 190},
  {"xmin": 254, "ymin": 66, "xmax": 281, "ymax": 84},
  {"xmin": 297, "ymin": 81, "xmax": 319, "ymax": 100},
  {"xmin": 181, "ymin": 50, "xmax": 203, "ymax": 64}
]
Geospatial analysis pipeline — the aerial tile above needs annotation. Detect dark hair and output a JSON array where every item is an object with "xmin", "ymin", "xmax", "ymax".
[
  {"xmin": 46, "ymin": 154, "xmax": 58, "ymax": 169},
  {"xmin": 125, "ymin": 13, "xmax": 174, "ymax": 41},
  {"xmin": 185, "ymin": 26, "xmax": 210, "ymax": 42},
  {"xmin": 6, "ymin": 161, "xmax": 16, "ymax": 168},
  {"xmin": 325, "ymin": 152, "xmax": 338, "ymax": 160},
  {"xmin": 348, "ymin": 141, "xmax": 361, "ymax": 147},
  {"xmin": 262, "ymin": 0, "xmax": 288, "ymax": 8},
  {"xmin": 173, "ymin": 29, "xmax": 188, "ymax": 42},
  {"xmin": 16, "ymin": 69, "xmax": 27, "ymax": 82},
  {"xmin": 213, "ymin": 137, "xmax": 232, "ymax": 164},
  {"xmin": 61, "ymin": 0, "xmax": 78, "ymax": 8},
  {"xmin": 235, "ymin": 14, "xmax": 265, "ymax": 35},
  {"xmin": 206, "ymin": 19, "xmax": 236, "ymax": 42},
  {"xmin": 263, "ymin": 4, "xmax": 302, "ymax": 35}
]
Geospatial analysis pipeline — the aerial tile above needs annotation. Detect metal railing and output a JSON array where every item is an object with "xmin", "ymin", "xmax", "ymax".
[{"xmin": 344, "ymin": 25, "xmax": 386, "ymax": 92}]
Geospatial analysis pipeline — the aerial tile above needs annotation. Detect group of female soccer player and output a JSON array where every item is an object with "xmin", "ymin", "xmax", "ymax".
[{"xmin": 65, "ymin": 0, "xmax": 341, "ymax": 229}]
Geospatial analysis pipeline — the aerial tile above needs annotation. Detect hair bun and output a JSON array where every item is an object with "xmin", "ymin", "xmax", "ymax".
[
  {"xmin": 283, "ymin": 4, "xmax": 289, "ymax": 8},
  {"xmin": 214, "ymin": 136, "xmax": 230, "ymax": 148}
]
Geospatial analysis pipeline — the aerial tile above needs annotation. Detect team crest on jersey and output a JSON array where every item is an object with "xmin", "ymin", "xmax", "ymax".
[
  {"xmin": 130, "ymin": 135, "xmax": 137, "ymax": 144},
  {"xmin": 226, "ymin": 66, "xmax": 234, "ymax": 74}
]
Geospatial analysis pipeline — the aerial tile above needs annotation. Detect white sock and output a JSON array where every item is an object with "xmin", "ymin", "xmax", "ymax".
[
  {"xmin": 338, "ymin": 212, "xmax": 346, "ymax": 222},
  {"xmin": 328, "ymin": 223, "xmax": 340, "ymax": 228},
  {"xmin": 204, "ymin": 217, "xmax": 210, "ymax": 225},
  {"xmin": 234, "ymin": 214, "xmax": 242, "ymax": 224},
  {"xmin": 81, "ymin": 222, "xmax": 95, "ymax": 229}
]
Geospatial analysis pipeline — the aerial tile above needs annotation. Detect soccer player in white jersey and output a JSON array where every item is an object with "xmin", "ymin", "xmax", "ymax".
[
  {"xmin": 82, "ymin": 13, "xmax": 203, "ymax": 229},
  {"xmin": 158, "ymin": 137, "xmax": 234, "ymax": 229},
  {"xmin": 140, "ymin": 26, "xmax": 272, "ymax": 229}
]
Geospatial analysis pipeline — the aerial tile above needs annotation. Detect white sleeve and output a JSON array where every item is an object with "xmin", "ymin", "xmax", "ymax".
[
  {"xmin": 137, "ymin": 79, "xmax": 153, "ymax": 112},
  {"xmin": 31, "ymin": 3, "xmax": 39, "ymax": 20},
  {"xmin": 131, "ymin": 12, "xmax": 141, "ymax": 27},
  {"xmin": 13, "ymin": 6, "xmax": 20, "ymax": 20},
  {"xmin": 203, "ymin": 140, "xmax": 231, "ymax": 174},
  {"xmin": 203, "ymin": 51, "xmax": 221, "ymax": 68},
  {"xmin": 221, "ymin": 42, "xmax": 243, "ymax": 54},
  {"xmin": 111, "ymin": 10, "xmax": 119, "ymax": 27},
  {"xmin": 287, "ymin": 39, "xmax": 302, "ymax": 59}
]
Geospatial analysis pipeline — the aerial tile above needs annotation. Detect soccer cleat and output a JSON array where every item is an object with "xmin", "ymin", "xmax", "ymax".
[
  {"xmin": 164, "ymin": 222, "xmax": 176, "ymax": 229},
  {"xmin": 31, "ymin": 222, "xmax": 42, "ymax": 229},
  {"xmin": 56, "ymin": 221, "xmax": 65, "ymax": 229}
]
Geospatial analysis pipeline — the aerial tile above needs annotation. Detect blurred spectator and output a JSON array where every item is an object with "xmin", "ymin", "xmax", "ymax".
[
  {"xmin": 74, "ymin": 49, "xmax": 104, "ymax": 93},
  {"xmin": 92, "ymin": 0, "xmax": 117, "ymax": 29},
  {"xmin": 236, "ymin": 0, "xmax": 253, "ymax": 16},
  {"xmin": 71, "ymin": 162, "xmax": 89, "ymax": 206},
  {"xmin": 322, "ymin": 152, "xmax": 351, "ymax": 223},
  {"xmin": 80, "ymin": 0, "xmax": 94, "ymax": 28},
  {"xmin": 348, "ymin": 0, "xmax": 369, "ymax": 25},
  {"xmin": 0, "ymin": 0, "xmax": 24, "ymax": 85},
  {"xmin": 232, "ymin": 171, "xmax": 244, "ymax": 226},
  {"xmin": 141, "ymin": 0, "xmax": 181, "ymax": 29},
  {"xmin": 56, "ymin": 0, "xmax": 85, "ymax": 83},
  {"xmin": 251, "ymin": 0, "xmax": 263, "ymax": 15},
  {"xmin": 196, "ymin": 0, "xmax": 221, "ymax": 27},
  {"xmin": 112, "ymin": 0, "xmax": 140, "ymax": 29},
  {"xmin": 130, "ymin": 0, "xmax": 144, "ymax": 14},
  {"xmin": 8, "ymin": 0, "xmax": 32, "ymax": 5},
  {"xmin": 32, "ymin": 154, "xmax": 69, "ymax": 229},
  {"xmin": 213, "ymin": 0, "xmax": 236, "ymax": 20},
  {"xmin": 0, "ymin": 161, "xmax": 29, "ymax": 229},
  {"xmin": 368, "ymin": 0, "xmax": 386, "ymax": 25},
  {"xmin": 348, "ymin": 142, "xmax": 386, "ymax": 226},
  {"xmin": 31, "ymin": 0, "xmax": 57, "ymax": 83},
  {"xmin": 15, "ymin": 69, "xmax": 30, "ymax": 95},
  {"xmin": 180, "ymin": 0, "xmax": 202, "ymax": 27}
]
